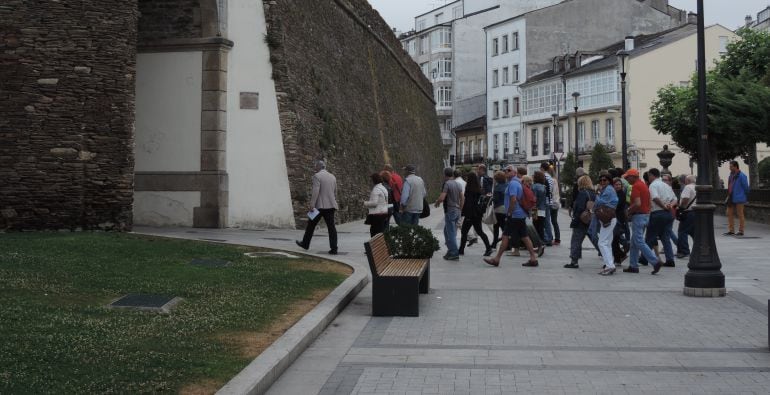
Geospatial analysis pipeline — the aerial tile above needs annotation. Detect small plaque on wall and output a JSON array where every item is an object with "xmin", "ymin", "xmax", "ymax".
[{"xmin": 240, "ymin": 92, "xmax": 259, "ymax": 110}]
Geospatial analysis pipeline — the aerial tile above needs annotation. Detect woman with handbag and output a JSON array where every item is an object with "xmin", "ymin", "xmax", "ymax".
[
  {"xmin": 595, "ymin": 174, "xmax": 619, "ymax": 275},
  {"xmin": 490, "ymin": 171, "xmax": 508, "ymax": 249},
  {"xmin": 565, "ymin": 175, "xmax": 595, "ymax": 269},
  {"xmin": 458, "ymin": 173, "xmax": 494, "ymax": 256},
  {"xmin": 363, "ymin": 173, "xmax": 389, "ymax": 237},
  {"xmin": 611, "ymin": 177, "xmax": 629, "ymax": 265}
]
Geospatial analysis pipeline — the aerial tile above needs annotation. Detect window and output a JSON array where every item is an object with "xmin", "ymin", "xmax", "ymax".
[
  {"xmin": 512, "ymin": 31, "xmax": 519, "ymax": 50},
  {"xmin": 446, "ymin": 119, "xmax": 452, "ymax": 132},
  {"xmin": 531, "ymin": 129, "xmax": 539, "ymax": 156},
  {"xmin": 512, "ymin": 131, "xmax": 518, "ymax": 154},
  {"xmin": 502, "ymin": 99, "xmax": 509, "ymax": 117},
  {"xmin": 459, "ymin": 141, "xmax": 465, "ymax": 161},
  {"xmin": 522, "ymin": 80, "xmax": 564, "ymax": 118},
  {"xmin": 578, "ymin": 122, "xmax": 586, "ymax": 148},
  {"xmin": 501, "ymin": 34, "xmax": 509, "ymax": 53},
  {"xmin": 492, "ymin": 38, "xmax": 499, "ymax": 56},
  {"xmin": 470, "ymin": 140, "xmax": 475, "ymax": 156},
  {"xmin": 453, "ymin": 5, "xmax": 462, "ymax": 19},
  {"xmin": 504, "ymin": 133, "xmax": 510, "ymax": 155},
  {"xmin": 435, "ymin": 13, "xmax": 443, "ymax": 25},
  {"xmin": 434, "ymin": 58, "xmax": 452, "ymax": 78},
  {"xmin": 605, "ymin": 119, "xmax": 614, "ymax": 145},
  {"xmin": 719, "ymin": 35, "xmax": 729, "ymax": 53},
  {"xmin": 493, "ymin": 134, "xmax": 499, "ymax": 160},
  {"xmin": 492, "ymin": 69, "xmax": 499, "ymax": 87},
  {"xmin": 430, "ymin": 28, "xmax": 452, "ymax": 51},
  {"xmin": 502, "ymin": 67, "xmax": 509, "ymax": 85},
  {"xmin": 437, "ymin": 86, "xmax": 452, "ymax": 107},
  {"xmin": 513, "ymin": 97, "xmax": 520, "ymax": 115},
  {"xmin": 556, "ymin": 125, "xmax": 564, "ymax": 152},
  {"xmin": 565, "ymin": 69, "xmax": 619, "ymax": 110},
  {"xmin": 591, "ymin": 120, "xmax": 599, "ymax": 146},
  {"xmin": 492, "ymin": 101, "xmax": 500, "ymax": 119},
  {"xmin": 478, "ymin": 138, "xmax": 484, "ymax": 157},
  {"xmin": 513, "ymin": 64, "xmax": 520, "ymax": 82},
  {"xmin": 543, "ymin": 126, "xmax": 551, "ymax": 155},
  {"xmin": 417, "ymin": 19, "xmax": 426, "ymax": 31},
  {"xmin": 419, "ymin": 35, "xmax": 428, "ymax": 54}
]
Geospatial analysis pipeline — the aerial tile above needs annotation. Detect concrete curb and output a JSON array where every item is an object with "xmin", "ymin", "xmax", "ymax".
[{"xmin": 216, "ymin": 264, "xmax": 369, "ymax": 395}]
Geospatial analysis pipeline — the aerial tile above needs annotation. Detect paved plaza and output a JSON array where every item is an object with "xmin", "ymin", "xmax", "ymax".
[{"xmin": 136, "ymin": 210, "xmax": 770, "ymax": 394}]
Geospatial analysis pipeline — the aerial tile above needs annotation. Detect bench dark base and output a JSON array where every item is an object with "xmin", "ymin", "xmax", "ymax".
[{"xmin": 371, "ymin": 263, "xmax": 430, "ymax": 317}]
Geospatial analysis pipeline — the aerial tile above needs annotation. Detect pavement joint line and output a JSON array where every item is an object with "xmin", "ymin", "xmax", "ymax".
[
  {"xmin": 331, "ymin": 361, "xmax": 770, "ymax": 373},
  {"xmin": 352, "ymin": 344, "xmax": 770, "ymax": 353}
]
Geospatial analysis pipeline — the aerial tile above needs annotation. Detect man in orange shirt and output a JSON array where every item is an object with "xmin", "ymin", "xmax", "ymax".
[{"xmin": 623, "ymin": 169, "xmax": 661, "ymax": 274}]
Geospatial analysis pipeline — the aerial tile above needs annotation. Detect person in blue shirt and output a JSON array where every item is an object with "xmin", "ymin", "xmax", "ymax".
[
  {"xmin": 484, "ymin": 166, "xmax": 540, "ymax": 267},
  {"xmin": 594, "ymin": 173, "xmax": 619, "ymax": 275},
  {"xmin": 724, "ymin": 160, "xmax": 750, "ymax": 236}
]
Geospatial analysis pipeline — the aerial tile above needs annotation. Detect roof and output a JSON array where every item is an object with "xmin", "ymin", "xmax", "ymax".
[
  {"xmin": 483, "ymin": 1, "xmax": 566, "ymax": 30},
  {"xmin": 523, "ymin": 23, "xmax": 705, "ymax": 85},
  {"xmin": 453, "ymin": 116, "xmax": 486, "ymax": 133},
  {"xmin": 414, "ymin": 0, "xmax": 461, "ymax": 19}
]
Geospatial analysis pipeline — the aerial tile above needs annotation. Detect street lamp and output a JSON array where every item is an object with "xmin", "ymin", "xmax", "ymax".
[
  {"xmin": 617, "ymin": 49, "xmax": 630, "ymax": 170},
  {"xmin": 684, "ymin": 0, "xmax": 725, "ymax": 297},
  {"xmin": 572, "ymin": 92, "xmax": 580, "ymax": 159},
  {"xmin": 551, "ymin": 112, "xmax": 560, "ymax": 181}
]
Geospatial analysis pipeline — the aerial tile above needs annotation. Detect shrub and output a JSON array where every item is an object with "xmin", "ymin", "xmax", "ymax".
[{"xmin": 384, "ymin": 225, "xmax": 440, "ymax": 259}]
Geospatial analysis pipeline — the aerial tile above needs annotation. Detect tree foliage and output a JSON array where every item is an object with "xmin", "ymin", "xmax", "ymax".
[
  {"xmin": 588, "ymin": 143, "xmax": 615, "ymax": 181},
  {"xmin": 759, "ymin": 157, "xmax": 770, "ymax": 187},
  {"xmin": 716, "ymin": 28, "xmax": 770, "ymax": 84},
  {"xmin": 560, "ymin": 152, "xmax": 577, "ymax": 206}
]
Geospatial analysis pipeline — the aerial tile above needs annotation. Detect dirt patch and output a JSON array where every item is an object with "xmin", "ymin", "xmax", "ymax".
[
  {"xmin": 180, "ymin": 288, "xmax": 337, "ymax": 394},
  {"xmin": 288, "ymin": 259, "xmax": 353, "ymax": 276}
]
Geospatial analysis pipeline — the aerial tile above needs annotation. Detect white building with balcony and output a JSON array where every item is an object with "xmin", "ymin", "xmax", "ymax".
[{"xmin": 400, "ymin": 0, "xmax": 561, "ymax": 166}]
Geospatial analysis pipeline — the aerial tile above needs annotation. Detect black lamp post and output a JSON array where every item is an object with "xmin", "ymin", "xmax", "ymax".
[
  {"xmin": 617, "ymin": 50, "xmax": 629, "ymax": 170},
  {"xmin": 572, "ymin": 92, "xmax": 580, "ymax": 158},
  {"xmin": 684, "ymin": 0, "xmax": 725, "ymax": 297},
  {"xmin": 552, "ymin": 112, "xmax": 560, "ymax": 181}
]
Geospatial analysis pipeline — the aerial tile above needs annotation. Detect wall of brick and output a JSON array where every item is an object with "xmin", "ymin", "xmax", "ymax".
[
  {"xmin": 262, "ymin": 0, "xmax": 445, "ymax": 227},
  {"xmin": 0, "ymin": 0, "xmax": 139, "ymax": 230}
]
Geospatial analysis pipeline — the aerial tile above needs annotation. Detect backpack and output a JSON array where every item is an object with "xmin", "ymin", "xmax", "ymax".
[
  {"xmin": 520, "ymin": 184, "xmax": 537, "ymax": 212},
  {"xmin": 476, "ymin": 194, "xmax": 489, "ymax": 216}
]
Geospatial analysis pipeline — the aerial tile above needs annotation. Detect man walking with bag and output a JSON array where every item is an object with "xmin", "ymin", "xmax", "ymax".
[{"xmin": 296, "ymin": 160, "xmax": 338, "ymax": 254}]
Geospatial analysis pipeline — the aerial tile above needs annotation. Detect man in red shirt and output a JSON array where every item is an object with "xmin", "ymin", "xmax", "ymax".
[
  {"xmin": 623, "ymin": 169, "xmax": 660, "ymax": 274},
  {"xmin": 384, "ymin": 164, "xmax": 403, "ymax": 224}
]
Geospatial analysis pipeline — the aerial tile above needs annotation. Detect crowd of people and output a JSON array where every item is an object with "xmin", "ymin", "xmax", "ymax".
[{"xmin": 296, "ymin": 159, "xmax": 750, "ymax": 273}]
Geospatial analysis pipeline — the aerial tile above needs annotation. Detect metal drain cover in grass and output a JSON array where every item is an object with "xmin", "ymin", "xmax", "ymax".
[
  {"xmin": 108, "ymin": 294, "xmax": 182, "ymax": 313},
  {"xmin": 244, "ymin": 252, "xmax": 300, "ymax": 259},
  {"xmin": 189, "ymin": 258, "xmax": 232, "ymax": 267}
]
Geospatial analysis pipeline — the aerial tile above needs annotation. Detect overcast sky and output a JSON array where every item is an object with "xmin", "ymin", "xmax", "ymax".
[{"xmin": 368, "ymin": 0, "xmax": 770, "ymax": 32}]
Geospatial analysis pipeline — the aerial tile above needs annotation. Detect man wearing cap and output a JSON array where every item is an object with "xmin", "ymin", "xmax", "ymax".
[
  {"xmin": 296, "ymin": 160, "xmax": 338, "ymax": 254},
  {"xmin": 623, "ymin": 168, "xmax": 661, "ymax": 274},
  {"xmin": 399, "ymin": 164, "xmax": 426, "ymax": 225}
]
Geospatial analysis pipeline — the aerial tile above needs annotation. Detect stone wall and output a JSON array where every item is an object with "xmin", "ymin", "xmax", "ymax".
[
  {"xmin": 138, "ymin": 0, "xmax": 201, "ymax": 42},
  {"xmin": 262, "ymin": 0, "xmax": 445, "ymax": 227},
  {"xmin": 0, "ymin": 0, "xmax": 139, "ymax": 230}
]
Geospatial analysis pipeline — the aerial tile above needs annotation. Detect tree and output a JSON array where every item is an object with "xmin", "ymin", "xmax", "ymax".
[
  {"xmin": 588, "ymin": 143, "xmax": 615, "ymax": 181},
  {"xmin": 650, "ymin": 72, "xmax": 770, "ymax": 186}
]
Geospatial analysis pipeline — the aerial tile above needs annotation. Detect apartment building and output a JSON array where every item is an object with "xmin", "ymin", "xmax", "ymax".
[
  {"xmin": 746, "ymin": 6, "xmax": 770, "ymax": 33},
  {"xmin": 520, "ymin": 23, "xmax": 741, "ymax": 180},
  {"xmin": 484, "ymin": 0, "xmax": 686, "ymax": 169},
  {"xmin": 400, "ymin": 0, "xmax": 561, "ymax": 166}
]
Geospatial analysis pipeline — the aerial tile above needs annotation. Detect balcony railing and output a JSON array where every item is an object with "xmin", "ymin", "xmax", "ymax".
[
  {"xmin": 577, "ymin": 143, "xmax": 617, "ymax": 155},
  {"xmin": 455, "ymin": 154, "xmax": 486, "ymax": 165}
]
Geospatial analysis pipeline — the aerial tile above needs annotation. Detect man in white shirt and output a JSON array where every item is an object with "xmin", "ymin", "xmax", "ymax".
[
  {"xmin": 645, "ymin": 168, "xmax": 677, "ymax": 267},
  {"xmin": 676, "ymin": 175, "xmax": 697, "ymax": 258}
]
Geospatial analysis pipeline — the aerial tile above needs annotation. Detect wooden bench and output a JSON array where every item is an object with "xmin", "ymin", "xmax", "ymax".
[{"xmin": 363, "ymin": 233, "xmax": 430, "ymax": 317}]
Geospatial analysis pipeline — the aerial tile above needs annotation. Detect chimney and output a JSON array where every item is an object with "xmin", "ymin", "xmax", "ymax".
[
  {"xmin": 745, "ymin": 15, "xmax": 753, "ymax": 27},
  {"xmin": 625, "ymin": 36, "xmax": 635, "ymax": 52},
  {"xmin": 687, "ymin": 12, "xmax": 697, "ymax": 25}
]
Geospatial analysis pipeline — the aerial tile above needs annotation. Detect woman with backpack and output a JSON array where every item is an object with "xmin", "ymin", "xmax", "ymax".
[
  {"xmin": 565, "ymin": 175, "xmax": 596, "ymax": 269},
  {"xmin": 458, "ymin": 173, "xmax": 493, "ymax": 256}
]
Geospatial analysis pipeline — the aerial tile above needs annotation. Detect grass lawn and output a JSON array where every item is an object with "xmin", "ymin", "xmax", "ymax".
[{"xmin": 0, "ymin": 232, "xmax": 350, "ymax": 393}]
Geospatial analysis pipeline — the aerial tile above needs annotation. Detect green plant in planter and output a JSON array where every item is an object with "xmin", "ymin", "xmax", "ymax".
[{"xmin": 384, "ymin": 225, "xmax": 440, "ymax": 259}]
